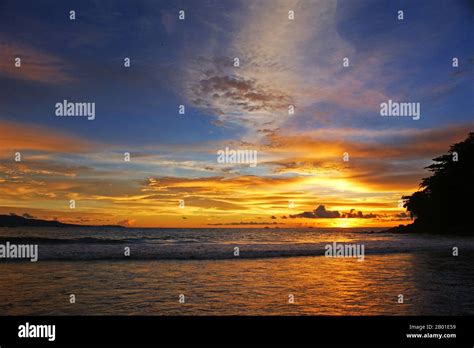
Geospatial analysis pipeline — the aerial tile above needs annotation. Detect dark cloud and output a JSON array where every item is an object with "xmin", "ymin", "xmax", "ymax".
[
  {"xmin": 190, "ymin": 74, "xmax": 291, "ymax": 114},
  {"xmin": 394, "ymin": 212, "xmax": 410, "ymax": 219},
  {"xmin": 208, "ymin": 221, "xmax": 279, "ymax": 226},
  {"xmin": 341, "ymin": 209, "xmax": 378, "ymax": 219},
  {"xmin": 290, "ymin": 205, "xmax": 380, "ymax": 219},
  {"xmin": 290, "ymin": 205, "xmax": 340, "ymax": 219}
]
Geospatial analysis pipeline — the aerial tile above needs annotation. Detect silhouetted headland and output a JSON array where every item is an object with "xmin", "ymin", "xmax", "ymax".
[
  {"xmin": 0, "ymin": 214, "xmax": 123, "ymax": 228},
  {"xmin": 386, "ymin": 132, "xmax": 473, "ymax": 235}
]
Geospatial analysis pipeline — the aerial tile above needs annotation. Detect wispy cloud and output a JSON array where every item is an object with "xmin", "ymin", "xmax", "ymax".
[
  {"xmin": 181, "ymin": 0, "xmax": 395, "ymax": 139},
  {"xmin": 0, "ymin": 39, "xmax": 74, "ymax": 83},
  {"xmin": 0, "ymin": 121, "xmax": 93, "ymax": 155}
]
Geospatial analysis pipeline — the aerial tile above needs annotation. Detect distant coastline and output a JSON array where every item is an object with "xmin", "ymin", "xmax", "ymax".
[
  {"xmin": 1, "ymin": 214, "xmax": 470, "ymax": 235},
  {"xmin": 0, "ymin": 214, "xmax": 123, "ymax": 228}
]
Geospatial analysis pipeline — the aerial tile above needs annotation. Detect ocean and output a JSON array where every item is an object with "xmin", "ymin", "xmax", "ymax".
[{"xmin": 1, "ymin": 227, "xmax": 473, "ymax": 315}]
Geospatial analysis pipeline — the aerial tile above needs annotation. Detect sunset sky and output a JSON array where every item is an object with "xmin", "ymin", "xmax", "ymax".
[{"xmin": 0, "ymin": 0, "xmax": 473, "ymax": 228}]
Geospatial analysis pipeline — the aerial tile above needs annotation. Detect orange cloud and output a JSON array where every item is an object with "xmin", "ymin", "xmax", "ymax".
[
  {"xmin": 0, "ymin": 39, "xmax": 74, "ymax": 83},
  {"xmin": 0, "ymin": 121, "xmax": 93, "ymax": 156},
  {"xmin": 1, "ymin": 121, "xmax": 467, "ymax": 227}
]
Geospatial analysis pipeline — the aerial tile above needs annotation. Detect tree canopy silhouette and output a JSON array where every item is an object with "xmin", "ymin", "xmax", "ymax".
[{"xmin": 401, "ymin": 132, "xmax": 474, "ymax": 234}]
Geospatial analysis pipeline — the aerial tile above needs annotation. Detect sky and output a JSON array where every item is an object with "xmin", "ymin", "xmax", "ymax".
[{"xmin": 0, "ymin": 0, "xmax": 473, "ymax": 228}]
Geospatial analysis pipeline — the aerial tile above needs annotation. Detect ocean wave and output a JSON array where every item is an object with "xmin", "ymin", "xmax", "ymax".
[
  {"xmin": 0, "ymin": 237, "xmax": 127, "ymax": 244},
  {"xmin": 1, "ymin": 239, "xmax": 473, "ymax": 261}
]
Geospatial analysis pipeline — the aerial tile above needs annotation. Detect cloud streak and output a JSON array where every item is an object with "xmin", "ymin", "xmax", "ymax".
[
  {"xmin": 0, "ymin": 39, "xmax": 74, "ymax": 84},
  {"xmin": 0, "ymin": 121, "xmax": 94, "ymax": 156}
]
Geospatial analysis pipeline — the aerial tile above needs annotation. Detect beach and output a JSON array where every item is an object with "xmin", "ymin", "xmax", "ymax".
[{"xmin": 1, "ymin": 227, "xmax": 473, "ymax": 315}]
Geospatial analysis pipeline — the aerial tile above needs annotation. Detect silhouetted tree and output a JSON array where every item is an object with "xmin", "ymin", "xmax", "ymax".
[{"xmin": 402, "ymin": 132, "xmax": 474, "ymax": 234}]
